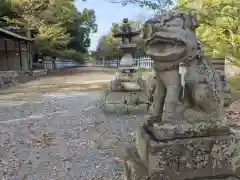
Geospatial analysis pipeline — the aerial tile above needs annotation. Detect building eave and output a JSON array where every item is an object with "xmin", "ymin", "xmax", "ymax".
[{"xmin": 0, "ymin": 27, "xmax": 32, "ymax": 41}]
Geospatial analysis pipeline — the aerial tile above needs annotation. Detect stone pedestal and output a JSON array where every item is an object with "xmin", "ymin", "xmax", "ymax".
[
  {"xmin": 119, "ymin": 53, "xmax": 136, "ymax": 69},
  {"xmin": 118, "ymin": 43, "xmax": 137, "ymax": 69},
  {"xmin": 103, "ymin": 69, "xmax": 148, "ymax": 111},
  {"xmin": 101, "ymin": 71, "xmax": 149, "ymax": 113},
  {"xmin": 216, "ymin": 70, "xmax": 232, "ymax": 107},
  {"xmin": 101, "ymin": 72, "xmax": 149, "ymax": 113},
  {"xmin": 110, "ymin": 72, "xmax": 143, "ymax": 92},
  {"xmin": 122, "ymin": 9, "xmax": 239, "ymax": 180},
  {"xmin": 100, "ymin": 19, "xmax": 149, "ymax": 112},
  {"xmin": 110, "ymin": 43, "xmax": 140, "ymax": 92},
  {"xmin": 124, "ymin": 123, "xmax": 240, "ymax": 180}
]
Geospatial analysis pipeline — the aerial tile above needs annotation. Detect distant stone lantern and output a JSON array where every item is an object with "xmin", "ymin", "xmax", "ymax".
[
  {"xmin": 100, "ymin": 18, "xmax": 149, "ymax": 113},
  {"xmin": 113, "ymin": 18, "xmax": 141, "ymax": 71}
]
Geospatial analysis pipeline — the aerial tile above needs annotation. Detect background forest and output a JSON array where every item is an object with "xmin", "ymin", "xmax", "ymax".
[
  {"xmin": 0, "ymin": 0, "xmax": 239, "ymax": 65},
  {"xmin": 0, "ymin": 0, "xmax": 98, "ymax": 62},
  {"xmin": 94, "ymin": 0, "xmax": 240, "ymax": 65}
]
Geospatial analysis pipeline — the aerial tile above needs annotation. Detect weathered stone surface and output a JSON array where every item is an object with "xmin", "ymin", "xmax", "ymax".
[
  {"xmin": 144, "ymin": 69, "xmax": 232, "ymax": 111},
  {"xmin": 101, "ymin": 18, "xmax": 147, "ymax": 112},
  {"xmin": 142, "ymin": 10, "xmax": 224, "ymax": 124},
  {"xmin": 216, "ymin": 70, "xmax": 232, "ymax": 107},
  {"xmin": 149, "ymin": 134, "xmax": 240, "ymax": 179},
  {"xmin": 111, "ymin": 71, "xmax": 144, "ymax": 92},
  {"xmin": 100, "ymin": 90, "xmax": 150, "ymax": 114},
  {"xmin": 114, "ymin": 72, "xmax": 142, "ymax": 82},
  {"xmin": 114, "ymin": 18, "xmax": 140, "ymax": 71},
  {"xmin": 102, "ymin": 72, "xmax": 147, "ymax": 111},
  {"xmin": 0, "ymin": 71, "xmax": 19, "ymax": 86},
  {"xmin": 104, "ymin": 91, "xmax": 146, "ymax": 104},
  {"xmin": 121, "ymin": 9, "xmax": 240, "ymax": 180},
  {"xmin": 119, "ymin": 53, "xmax": 136, "ymax": 68},
  {"xmin": 110, "ymin": 81, "xmax": 142, "ymax": 92},
  {"xmin": 124, "ymin": 125, "xmax": 240, "ymax": 180}
]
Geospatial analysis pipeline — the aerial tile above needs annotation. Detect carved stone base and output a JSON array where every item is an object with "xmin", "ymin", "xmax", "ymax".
[
  {"xmin": 110, "ymin": 72, "xmax": 144, "ymax": 92},
  {"xmin": 103, "ymin": 91, "xmax": 147, "ymax": 105},
  {"xmin": 124, "ymin": 124, "xmax": 240, "ymax": 180},
  {"xmin": 100, "ymin": 91, "xmax": 150, "ymax": 114},
  {"xmin": 124, "ymin": 146, "xmax": 150, "ymax": 180},
  {"xmin": 223, "ymin": 93, "xmax": 232, "ymax": 107},
  {"xmin": 110, "ymin": 81, "xmax": 142, "ymax": 92},
  {"xmin": 114, "ymin": 71, "xmax": 142, "ymax": 82},
  {"xmin": 100, "ymin": 70, "xmax": 151, "ymax": 113}
]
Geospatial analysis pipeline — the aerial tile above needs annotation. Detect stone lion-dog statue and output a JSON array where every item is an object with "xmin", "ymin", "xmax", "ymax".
[{"xmin": 142, "ymin": 10, "xmax": 229, "ymax": 125}]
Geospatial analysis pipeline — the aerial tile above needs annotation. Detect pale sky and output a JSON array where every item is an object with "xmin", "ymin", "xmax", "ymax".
[{"xmin": 75, "ymin": 0, "xmax": 156, "ymax": 50}]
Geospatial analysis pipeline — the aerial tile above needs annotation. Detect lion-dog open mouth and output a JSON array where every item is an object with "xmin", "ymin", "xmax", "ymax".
[{"xmin": 145, "ymin": 34, "xmax": 187, "ymax": 60}]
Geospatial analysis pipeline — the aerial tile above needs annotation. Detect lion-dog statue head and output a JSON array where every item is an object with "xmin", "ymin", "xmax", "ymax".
[{"xmin": 143, "ymin": 10, "xmax": 200, "ymax": 71}]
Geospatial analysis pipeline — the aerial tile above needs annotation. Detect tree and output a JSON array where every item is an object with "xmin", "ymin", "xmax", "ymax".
[
  {"xmin": 0, "ymin": 0, "xmax": 18, "ymax": 26},
  {"xmin": 0, "ymin": 0, "xmax": 98, "ymax": 62},
  {"xmin": 96, "ymin": 19, "xmax": 146, "ymax": 60},
  {"xmin": 108, "ymin": 0, "xmax": 240, "ymax": 64},
  {"xmin": 67, "ymin": 9, "xmax": 98, "ymax": 53},
  {"xmin": 95, "ymin": 34, "xmax": 120, "ymax": 60},
  {"xmin": 108, "ymin": 0, "xmax": 175, "ymax": 11},
  {"xmin": 177, "ymin": 0, "xmax": 240, "ymax": 65},
  {"xmin": 0, "ymin": 0, "xmax": 11, "ymax": 17}
]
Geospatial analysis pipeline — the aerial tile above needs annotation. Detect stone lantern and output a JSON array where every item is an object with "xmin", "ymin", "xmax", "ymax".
[
  {"xmin": 110, "ymin": 18, "xmax": 143, "ymax": 92},
  {"xmin": 100, "ymin": 18, "xmax": 149, "ymax": 113},
  {"xmin": 113, "ymin": 18, "xmax": 141, "ymax": 71}
]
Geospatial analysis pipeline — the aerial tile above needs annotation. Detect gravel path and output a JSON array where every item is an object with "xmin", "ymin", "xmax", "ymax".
[
  {"xmin": 0, "ymin": 84, "xmax": 239, "ymax": 180},
  {"xmin": 0, "ymin": 91, "xmax": 144, "ymax": 180}
]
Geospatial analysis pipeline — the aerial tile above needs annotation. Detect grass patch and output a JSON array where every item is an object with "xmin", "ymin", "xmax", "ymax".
[{"xmin": 228, "ymin": 76, "xmax": 240, "ymax": 101}]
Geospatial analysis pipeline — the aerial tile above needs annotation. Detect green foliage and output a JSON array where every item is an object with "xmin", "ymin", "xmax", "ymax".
[
  {"xmin": 109, "ymin": 0, "xmax": 239, "ymax": 65},
  {"xmin": 108, "ymin": 0, "xmax": 174, "ymax": 11},
  {"xmin": 67, "ymin": 9, "xmax": 98, "ymax": 53},
  {"xmin": 0, "ymin": 0, "xmax": 11, "ymax": 17},
  {"xmin": 95, "ymin": 34, "xmax": 121, "ymax": 60},
  {"xmin": 0, "ymin": 0, "xmax": 17, "ymax": 26},
  {"xmin": 35, "ymin": 40, "xmax": 85, "ymax": 63},
  {"xmin": 0, "ymin": 0, "xmax": 98, "ymax": 62},
  {"xmin": 96, "ymin": 19, "xmax": 145, "ymax": 60},
  {"xmin": 177, "ymin": 0, "xmax": 240, "ymax": 65}
]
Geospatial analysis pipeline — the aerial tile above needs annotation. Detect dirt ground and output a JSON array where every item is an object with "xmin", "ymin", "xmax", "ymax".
[
  {"xmin": 0, "ymin": 68, "xmax": 239, "ymax": 179},
  {"xmin": 0, "ymin": 68, "xmax": 146, "ymax": 179},
  {"xmin": 0, "ymin": 67, "xmax": 151, "ymax": 94},
  {"xmin": 0, "ymin": 68, "xmax": 115, "ymax": 94}
]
